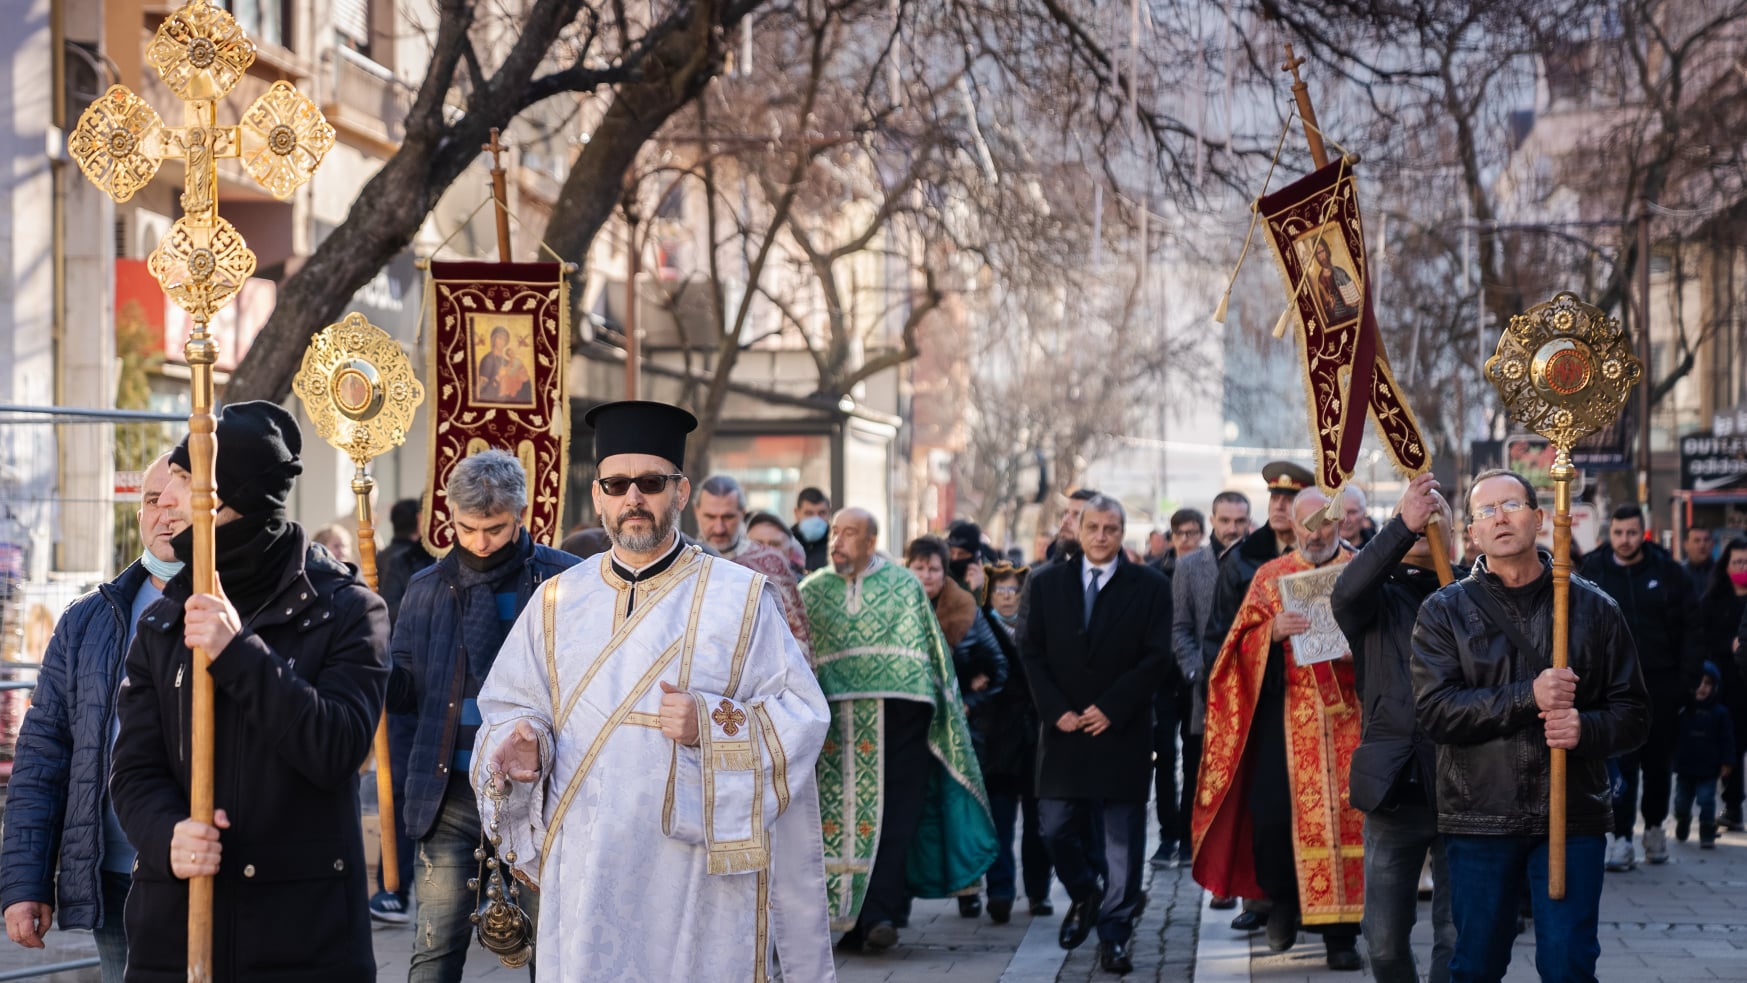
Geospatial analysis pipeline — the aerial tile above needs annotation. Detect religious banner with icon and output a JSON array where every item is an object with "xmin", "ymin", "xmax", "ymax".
[
  {"xmin": 422, "ymin": 260, "xmax": 570, "ymax": 555},
  {"xmin": 1258, "ymin": 158, "xmax": 1429, "ymax": 492}
]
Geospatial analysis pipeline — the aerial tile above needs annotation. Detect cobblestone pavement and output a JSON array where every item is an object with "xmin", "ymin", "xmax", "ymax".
[{"xmin": 8, "ymin": 822, "xmax": 1747, "ymax": 980}]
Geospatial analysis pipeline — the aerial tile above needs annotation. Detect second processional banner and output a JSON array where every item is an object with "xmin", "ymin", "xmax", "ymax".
[
  {"xmin": 1258, "ymin": 159, "xmax": 1428, "ymax": 491},
  {"xmin": 421, "ymin": 260, "xmax": 570, "ymax": 555}
]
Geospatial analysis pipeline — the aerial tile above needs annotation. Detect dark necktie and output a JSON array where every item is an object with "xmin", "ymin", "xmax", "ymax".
[{"xmin": 1084, "ymin": 568, "xmax": 1101, "ymax": 630}]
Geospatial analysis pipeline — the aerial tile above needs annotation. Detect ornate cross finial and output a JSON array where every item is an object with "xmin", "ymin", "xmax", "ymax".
[
  {"xmin": 712, "ymin": 699, "xmax": 747, "ymax": 737},
  {"xmin": 69, "ymin": 0, "xmax": 333, "ymax": 328}
]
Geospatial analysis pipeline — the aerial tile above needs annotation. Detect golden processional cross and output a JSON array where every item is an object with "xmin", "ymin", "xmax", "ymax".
[{"xmin": 67, "ymin": 3, "xmax": 333, "ymax": 979}]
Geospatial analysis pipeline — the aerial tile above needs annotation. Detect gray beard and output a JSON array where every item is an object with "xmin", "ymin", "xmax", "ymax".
[{"xmin": 607, "ymin": 501, "xmax": 677, "ymax": 553}]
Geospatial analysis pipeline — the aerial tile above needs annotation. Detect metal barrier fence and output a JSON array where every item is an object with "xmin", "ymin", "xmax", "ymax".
[{"xmin": 0, "ymin": 404, "xmax": 185, "ymax": 768}]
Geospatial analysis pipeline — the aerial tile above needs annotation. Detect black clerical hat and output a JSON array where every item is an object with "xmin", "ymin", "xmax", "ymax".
[{"xmin": 584, "ymin": 400, "xmax": 698, "ymax": 468}]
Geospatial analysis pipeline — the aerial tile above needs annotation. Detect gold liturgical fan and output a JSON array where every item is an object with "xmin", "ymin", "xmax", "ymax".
[
  {"xmin": 1486, "ymin": 290, "xmax": 1641, "ymax": 902},
  {"xmin": 293, "ymin": 311, "xmax": 424, "ymax": 909},
  {"xmin": 294, "ymin": 312, "xmax": 425, "ymax": 468}
]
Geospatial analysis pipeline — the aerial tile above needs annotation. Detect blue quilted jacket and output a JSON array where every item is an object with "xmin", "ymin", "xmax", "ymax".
[{"xmin": 0, "ymin": 562, "xmax": 150, "ymax": 929}]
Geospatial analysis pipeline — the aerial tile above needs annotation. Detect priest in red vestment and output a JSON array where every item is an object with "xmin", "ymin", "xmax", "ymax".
[{"xmin": 1192, "ymin": 487, "xmax": 1364, "ymax": 971}]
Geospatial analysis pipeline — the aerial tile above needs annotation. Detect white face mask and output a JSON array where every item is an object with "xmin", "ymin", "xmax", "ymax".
[{"xmin": 140, "ymin": 550, "xmax": 186, "ymax": 581}]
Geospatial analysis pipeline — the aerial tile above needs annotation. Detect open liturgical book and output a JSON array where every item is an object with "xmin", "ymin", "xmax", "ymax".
[{"xmin": 1276, "ymin": 565, "xmax": 1349, "ymax": 667}]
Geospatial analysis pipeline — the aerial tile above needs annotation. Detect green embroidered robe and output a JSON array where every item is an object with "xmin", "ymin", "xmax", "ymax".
[{"xmin": 799, "ymin": 558, "xmax": 998, "ymax": 930}]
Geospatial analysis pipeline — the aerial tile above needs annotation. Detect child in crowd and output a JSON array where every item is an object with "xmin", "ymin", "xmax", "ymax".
[{"xmin": 1674, "ymin": 661, "xmax": 1736, "ymax": 847}]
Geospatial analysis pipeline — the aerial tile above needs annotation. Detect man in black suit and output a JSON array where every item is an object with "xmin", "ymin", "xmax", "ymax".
[{"xmin": 1023, "ymin": 494, "xmax": 1172, "ymax": 974}]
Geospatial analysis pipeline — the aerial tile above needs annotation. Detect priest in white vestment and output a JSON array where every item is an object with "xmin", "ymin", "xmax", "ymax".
[{"xmin": 473, "ymin": 400, "xmax": 835, "ymax": 982}]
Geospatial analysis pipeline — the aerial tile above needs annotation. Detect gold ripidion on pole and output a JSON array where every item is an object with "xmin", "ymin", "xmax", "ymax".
[
  {"xmin": 1486, "ymin": 291, "xmax": 1642, "ymax": 900},
  {"xmin": 292, "ymin": 312, "xmax": 425, "ymax": 900}
]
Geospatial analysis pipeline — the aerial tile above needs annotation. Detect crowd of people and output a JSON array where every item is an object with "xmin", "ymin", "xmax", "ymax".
[{"xmin": 3, "ymin": 396, "xmax": 1745, "ymax": 983}]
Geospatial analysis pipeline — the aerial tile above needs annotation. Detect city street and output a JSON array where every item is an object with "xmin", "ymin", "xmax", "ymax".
[{"xmin": 6, "ymin": 824, "xmax": 1747, "ymax": 981}]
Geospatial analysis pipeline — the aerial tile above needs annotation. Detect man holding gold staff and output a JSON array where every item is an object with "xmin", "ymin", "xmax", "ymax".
[
  {"xmin": 1411, "ymin": 468, "xmax": 1647, "ymax": 983},
  {"xmin": 110, "ymin": 401, "xmax": 389, "ymax": 981}
]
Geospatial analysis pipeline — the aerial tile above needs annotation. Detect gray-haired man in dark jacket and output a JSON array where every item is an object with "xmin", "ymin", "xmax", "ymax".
[
  {"xmin": 2, "ymin": 452, "xmax": 184, "ymax": 983},
  {"xmin": 385, "ymin": 449, "xmax": 577, "ymax": 982}
]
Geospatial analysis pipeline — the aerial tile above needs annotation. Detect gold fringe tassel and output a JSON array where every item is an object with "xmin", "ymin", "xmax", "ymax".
[
  {"xmin": 708, "ymin": 846, "xmax": 771, "ymax": 875},
  {"xmin": 712, "ymin": 746, "xmax": 757, "ymax": 771}
]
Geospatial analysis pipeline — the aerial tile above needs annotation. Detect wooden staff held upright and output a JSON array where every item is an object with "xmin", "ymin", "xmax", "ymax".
[{"xmin": 1282, "ymin": 43, "xmax": 1456, "ymax": 585}]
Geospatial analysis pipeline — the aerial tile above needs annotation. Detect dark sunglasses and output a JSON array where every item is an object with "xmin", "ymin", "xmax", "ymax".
[{"xmin": 596, "ymin": 473, "xmax": 684, "ymax": 496}]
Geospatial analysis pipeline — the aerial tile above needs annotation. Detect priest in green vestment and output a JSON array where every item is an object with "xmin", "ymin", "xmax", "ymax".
[{"xmin": 800, "ymin": 507, "xmax": 997, "ymax": 951}]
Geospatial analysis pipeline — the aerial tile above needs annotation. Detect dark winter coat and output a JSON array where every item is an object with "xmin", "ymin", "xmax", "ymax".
[
  {"xmin": 1675, "ymin": 672, "xmax": 1735, "ymax": 780},
  {"xmin": 1411, "ymin": 554, "xmax": 1649, "ymax": 838},
  {"xmin": 376, "ymin": 534, "xmax": 435, "ymax": 626},
  {"xmin": 1578, "ymin": 541, "xmax": 1699, "ymax": 684},
  {"xmin": 1697, "ymin": 587, "xmax": 1747, "ymax": 678},
  {"xmin": 383, "ymin": 534, "xmax": 578, "ymax": 840},
  {"xmin": 1331, "ymin": 517, "xmax": 1464, "ymax": 814},
  {"xmin": 1203, "ymin": 527, "xmax": 1287, "ymax": 666},
  {"xmin": 1022, "ymin": 555, "xmax": 1171, "ymax": 801},
  {"xmin": 980, "ymin": 612, "xmax": 1038, "ymax": 791},
  {"xmin": 0, "ymin": 562, "xmax": 151, "ymax": 931},
  {"xmin": 110, "ymin": 530, "xmax": 389, "ymax": 982}
]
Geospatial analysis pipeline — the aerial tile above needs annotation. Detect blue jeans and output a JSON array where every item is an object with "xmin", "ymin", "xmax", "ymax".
[
  {"xmin": 1361, "ymin": 800, "xmax": 1454, "ymax": 983},
  {"xmin": 1038, "ymin": 799, "xmax": 1145, "ymax": 944},
  {"xmin": 409, "ymin": 779, "xmax": 538, "ymax": 983},
  {"xmin": 1444, "ymin": 834, "xmax": 1605, "ymax": 983},
  {"xmin": 1674, "ymin": 774, "xmax": 1718, "ymax": 833},
  {"xmin": 96, "ymin": 870, "xmax": 130, "ymax": 983},
  {"xmin": 987, "ymin": 791, "xmax": 1052, "ymax": 903}
]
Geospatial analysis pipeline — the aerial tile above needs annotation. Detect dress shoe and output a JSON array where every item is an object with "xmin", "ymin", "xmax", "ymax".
[
  {"xmin": 1265, "ymin": 904, "xmax": 1298, "ymax": 952},
  {"xmin": 1029, "ymin": 899, "xmax": 1055, "ymax": 916},
  {"xmin": 1326, "ymin": 942, "xmax": 1362, "ymax": 971},
  {"xmin": 958, "ymin": 896, "xmax": 982, "ymax": 918},
  {"xmin": 1208, "ymin": 895, "xmax": 1237, "ymax": 910},
  {"xmin": 1229, "ymin": 909, "xmax": 1265, "ymax": 932},
  {"xmin": 1098, "ymin": 940, "xmax": 1134, "ymax": 974},
  {"xmin": 1127, "ymin": 891, "xmax": 1149, "ymax": 930},
  {"xmin": 988, "ymin": 897, "xmax": 1014, "ymax": 924},
  {"xmin": 863, "ymin": 921, "xmax": 898, "ymax": 952},
  {"xmin": 1058, "ymin": 892, "xmax": 1098, "ymax": 950}
]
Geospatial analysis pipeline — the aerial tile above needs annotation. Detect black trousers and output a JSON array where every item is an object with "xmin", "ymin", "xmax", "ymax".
[
  {"xmin": 1154, "ymin": 684, "xmax": 1200, "ymax": 847},
  {"xmin": 1247, "ymin": 680, "xmax": 1357, "ymax": 946},
  {"xmin": 1615, "ymin": 672, "xmax": 1682, "ymax": 833},
  {"xmin": 1039, "ymin": 798, "xmax": 1147, "ymax": 945},
  {"xmin": 858, "ymin": 698, "xmax": 935, "ymax": 930}
]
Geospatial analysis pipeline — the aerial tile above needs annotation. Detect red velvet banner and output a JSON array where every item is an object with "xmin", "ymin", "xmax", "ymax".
[
  {"xmin": 1259, "ymin": 160, "xmax": 1428, "ymax": 490},
  {"xmin": 420, "ymin": 261, "xmax": 570, "ymax": 555}
]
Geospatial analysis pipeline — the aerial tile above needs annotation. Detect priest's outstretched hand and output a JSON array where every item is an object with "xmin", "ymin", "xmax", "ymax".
[
  {"xmin": 491, "ymin": 719, "xmax": 543, "ymax": 783},
  {"xmin": 658, "ymin": 681, "xmax": 700, "ymax": 746}
]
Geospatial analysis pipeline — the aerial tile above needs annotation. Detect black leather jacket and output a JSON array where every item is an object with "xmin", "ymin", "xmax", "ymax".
[
  {"xmin": 1410, "ymin": 554, "xmax": 1649, "ymax": 837},
  {"xmin": 1332, "ymin": 516, "xmax": 1463, "ymax": 814}
]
